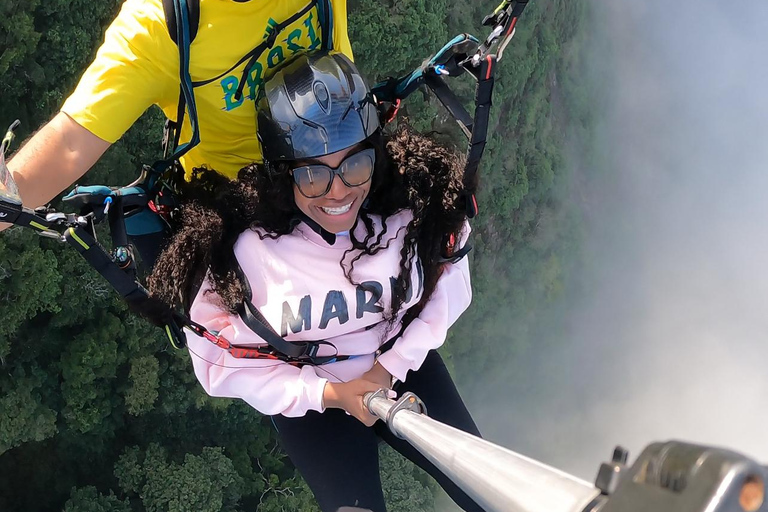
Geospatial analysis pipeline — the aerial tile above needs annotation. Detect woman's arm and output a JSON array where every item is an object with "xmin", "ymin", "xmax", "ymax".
[
  {"xmin": 188, "ymin": 282, "xmax": 329, "ymax": 417},
  {"xmin": 190, "ymin": 279, "xmax": 389, "ymax": 421},
  {"xmin": 375, "ymin": 222, "xmax": 473, "ymax": 382}
]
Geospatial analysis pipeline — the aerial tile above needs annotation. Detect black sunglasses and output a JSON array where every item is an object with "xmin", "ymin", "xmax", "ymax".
[{"xmin": 290, "ymin": 148, "xmax": 376, "ymax": 199}]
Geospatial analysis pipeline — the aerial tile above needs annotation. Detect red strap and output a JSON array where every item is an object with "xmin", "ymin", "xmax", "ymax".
[
  {"xmin": 506, "ymin": 17, "xmax": 519, "ymax": 38},
  {"xmin": 445, "ymin": 233, "xmax": 457, "ymax": 257},
  {"xmin": 383, "ymin": 99, "xmax": 402, "ymax": 124}
]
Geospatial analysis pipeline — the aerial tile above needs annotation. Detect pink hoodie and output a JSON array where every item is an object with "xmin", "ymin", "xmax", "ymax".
[{"xmin": 187, "ymin": 210, "xmax": 472, "ymax": 417}]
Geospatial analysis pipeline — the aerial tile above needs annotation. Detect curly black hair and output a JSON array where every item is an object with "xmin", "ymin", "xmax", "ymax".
[{"xmin": 148, "ymin": 124, "xmax": 469, "ymax": 329}]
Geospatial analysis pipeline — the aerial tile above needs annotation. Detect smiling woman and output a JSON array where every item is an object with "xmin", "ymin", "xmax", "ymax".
[
  {"xmin": 147, "ymin": 50, "xmax": 484, "ymax": 512},
  {"xmin": 290, "ymin": 144, "xmax": 375, "ymax": 233}
]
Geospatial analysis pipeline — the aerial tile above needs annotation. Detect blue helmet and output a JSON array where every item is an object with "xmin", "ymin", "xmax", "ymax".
[{"xmin": 256, "ymin": 51, "xmax": 381, "ymax": 162}]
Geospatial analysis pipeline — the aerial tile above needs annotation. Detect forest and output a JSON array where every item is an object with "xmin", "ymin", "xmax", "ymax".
[{"xmin": 0, "ymin": 0, "xmax": 594, "ymax": 510}]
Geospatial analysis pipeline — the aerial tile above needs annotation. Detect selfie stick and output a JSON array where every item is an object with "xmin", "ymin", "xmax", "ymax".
[
  {"xmin": 364, "ymin": 390, "xmax": 600, "ymax": 512},
  {"xmin": 365, "ymin": 390, "xmax": 768, "ymax": 512}
]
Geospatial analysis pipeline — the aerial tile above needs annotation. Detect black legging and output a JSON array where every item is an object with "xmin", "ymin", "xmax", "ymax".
[{"xmin": 271, "ymin": 350, "xmax": 484, "ymax": 512}]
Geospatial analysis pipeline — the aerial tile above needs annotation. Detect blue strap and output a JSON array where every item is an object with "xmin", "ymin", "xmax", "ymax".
[
  {"xmin": 372, "ymin": 34, "xmax": 479, "ymax": 102},
  {"xmin": 63, "ymin": 185, "xmax": 150, "ymax": 212},
  {"xmin": 63, "ymin": 184, "xmax": 165, "ymax": 236},
  {"xmin": 163, "ymin": 0, "xmax": 200, "ymax": 165},
  {"xmin": 64, "ymin": 185, "xmax": 112, "ymax": 200},
  {"xmin": 64, "ymin": 185, "xmax": 147, "ymax": 198},
  {"xmin": 124, "ymin": 208, "xmax": 167, "ymax": 236}
]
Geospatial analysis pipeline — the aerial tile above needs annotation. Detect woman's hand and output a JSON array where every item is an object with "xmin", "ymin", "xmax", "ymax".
[
  {"xmin": 361, "ymin": 360, "xmax": 393, "ymax": 390},
  {"xmin": 322, "ymin": 379, "xmax": 384, "ymax": 426}
]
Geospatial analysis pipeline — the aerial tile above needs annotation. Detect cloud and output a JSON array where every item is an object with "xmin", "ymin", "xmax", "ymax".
[{"xmin": 473, "ymin": 0, "xmax": 768, "ymax": 481}]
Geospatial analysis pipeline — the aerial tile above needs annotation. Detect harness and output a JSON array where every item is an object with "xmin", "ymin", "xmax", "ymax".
[
  {"xmin": 373, "ymin": 0, "xmax": 529, "ymax": 261},
  {"xmin": 1, "ymin": 0, "xmax": 530, "ymax": 366}
]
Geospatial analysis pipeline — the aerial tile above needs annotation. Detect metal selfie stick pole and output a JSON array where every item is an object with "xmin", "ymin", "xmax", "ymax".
[
  {"xmin": 366, "ymin": 390, "xmax": 768, "ymax": 512},
  {"xmin": 364, "ymin": 390, "xmax": 601, "ymax": 512}
]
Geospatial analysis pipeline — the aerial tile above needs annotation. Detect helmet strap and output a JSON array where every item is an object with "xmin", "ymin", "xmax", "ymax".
[{"xmin": 294, "ymin": 210, "xmax": 337, "ymax": 245}]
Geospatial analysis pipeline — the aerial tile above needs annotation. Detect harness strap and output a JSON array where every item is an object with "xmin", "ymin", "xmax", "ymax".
[
  {"xmin": 57, "ymin": 221, "xmax": 336, "ymax": 364},
  {"xmin": 163, "ymin": 0, "xmax": 200, "ymax": 45},
  {"xmin": 154, "ymin": 0, "xmax": 201, "ymax": 172},
  {"xmin": 317, "ymin": 0, "xmax": 334, "ymax": 51},
  {"xmin": 238, "ymin": 299, "xmax": 346, "ymax": 365},
  {"xmin": 371, "ymin": 34, "xmax": 488, "ymax": 222},
  {"xmin": 372, "ymin": 1, "xmax": 529, "ymax": 222},
  {"xmin": 423, "ymin": 74, "xmax": 474, "ymax": 138},
  {"xmin": 0, "ymin": 203, "xmax": 61, "ymax": 239},
  {"xmin": 461, "ymin": 55, "xmax": 496, "ymax": 219},
  {"xmin": 63, "ymin": 226, "xmax": 145, "ymax": 300},
  {"xmin": 56, "ymin": 223, "xmax": 321, "ymax": 364},
  {"xmin": 233, "ymin": 258, "xmax": 348, "ymax": 365}
]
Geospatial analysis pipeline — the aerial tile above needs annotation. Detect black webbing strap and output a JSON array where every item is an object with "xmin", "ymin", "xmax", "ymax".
[
  {"xmin": 238, "ymin": 299, "xmax": 344, "ymax": 365},
  {"xmin": 106, "ymin": 196, "xmax": 132, "ymax": 265},
  {"xmin": 233, "ymin": 259, "xmax": 347, "ymax": 365},
  {"xmin": 423, "ymin": 74, "xmax": 474, "ymax": 139},
  {"xmin": 0, "ymin": 203, "xmax": 49, "ymax": 234},
  {"xmin": 511, "ymin": 1, "xmax": 528, "ymax": 17},
  {"xmin": 62, "ymin": 224, "xmax": 189, "ymax": 348},
  {"xmin": 317, "ymin": 0, "xmax": 334, "ymax": 51},
  {"xmin": 461, "ymin": 55, "xmax": 496, "ymax": 218},
  {"xmin": 63, "ymin": 226, "xmax": 146, "ymax": 301}
]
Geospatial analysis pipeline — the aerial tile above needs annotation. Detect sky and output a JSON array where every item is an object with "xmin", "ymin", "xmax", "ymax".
[{"xmin": 472, "ymin": 0, "xmax": 768, "ymax": 484}]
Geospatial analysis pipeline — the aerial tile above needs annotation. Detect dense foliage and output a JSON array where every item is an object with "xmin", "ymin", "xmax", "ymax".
[{"xmin": 0, "ymin": 0, "xmax": 593, "ymax": 509}]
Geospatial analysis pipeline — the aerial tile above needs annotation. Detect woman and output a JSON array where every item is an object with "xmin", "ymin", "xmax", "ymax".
[{"xmin": 150, "ymin": 50, "xmax": 483, "ymax": 512}]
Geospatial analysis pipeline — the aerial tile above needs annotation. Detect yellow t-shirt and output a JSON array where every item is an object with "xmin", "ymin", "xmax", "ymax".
[{"xmin": 62, "ymin": 0, "xmax": 353, "ymax": 179}]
